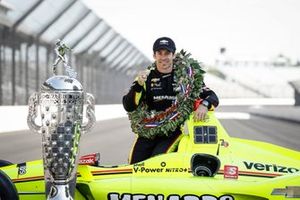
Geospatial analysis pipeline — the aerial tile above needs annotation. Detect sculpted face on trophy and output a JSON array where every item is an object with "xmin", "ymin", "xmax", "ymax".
[{"xmin": 27, "ymin": 40, "xmax": 95, "ymax": 200}]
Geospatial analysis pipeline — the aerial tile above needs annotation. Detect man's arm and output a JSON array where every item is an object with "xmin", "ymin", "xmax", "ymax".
[
  {"xmin": 122, "ymin": 81, "xmax": 145, "ymax": 112},
  {"xmin": 193, "ymin": 83, "xmax": 219, "ymax": 121},
  {"xmin": 199, "ymin": 83, "xmax": 219, "ymax": 109},
  {"xmin": 123, "ymin": 70, "xmax": 149, "ymax": 112}
]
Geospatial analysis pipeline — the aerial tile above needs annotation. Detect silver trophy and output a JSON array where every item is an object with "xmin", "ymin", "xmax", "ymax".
[{"xmin": 27, "ymin": 40, "xmax": 95, "ymax": 200}]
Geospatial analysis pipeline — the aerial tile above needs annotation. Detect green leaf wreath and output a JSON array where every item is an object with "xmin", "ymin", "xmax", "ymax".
[{"xmin": 128, "ymin": 49, "xmax": 205, "ymax": 139}]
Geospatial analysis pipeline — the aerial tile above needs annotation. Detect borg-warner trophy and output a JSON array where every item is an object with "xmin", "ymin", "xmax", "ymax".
[{"xmin": 27, "ymin": 40, "xmax": 95, "ymax": 200}]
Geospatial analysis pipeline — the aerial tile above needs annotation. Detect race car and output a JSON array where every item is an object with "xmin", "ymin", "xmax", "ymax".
[{"xmin": 1, "ymin": 111, "xmax": 300, "ymax": 200}]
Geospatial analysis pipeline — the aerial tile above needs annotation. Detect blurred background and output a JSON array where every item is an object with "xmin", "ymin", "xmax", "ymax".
[{"xmin": 0, "ymin": 0, "xmax": 299, "ymax": 165}]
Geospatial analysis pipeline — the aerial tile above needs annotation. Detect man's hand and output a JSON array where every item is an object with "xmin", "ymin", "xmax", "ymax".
[
  {"xmin": 137, "ymin": 70, "xmax": 150, "ymax": 86},
  {"xmin": 193, "ymin": 104, "xmax": 208, "ymax": 121}
]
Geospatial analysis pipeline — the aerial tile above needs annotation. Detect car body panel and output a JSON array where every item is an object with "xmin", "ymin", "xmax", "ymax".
[{"xmin": 1, "ymin": 112, "xmax": 300, "ymax": 199}]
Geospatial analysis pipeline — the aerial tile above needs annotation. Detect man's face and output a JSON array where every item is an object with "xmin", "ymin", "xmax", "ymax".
[{"xmin": 153, "ymin": 49, "xmax": 175, "ymax": 73}]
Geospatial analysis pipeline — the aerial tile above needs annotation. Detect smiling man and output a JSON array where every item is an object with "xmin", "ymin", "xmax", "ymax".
[{"xmin": 123, "ymin": 37, "xmax": 219, "ymax": 164}]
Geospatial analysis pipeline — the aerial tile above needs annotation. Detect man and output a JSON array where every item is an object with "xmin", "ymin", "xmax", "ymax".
[{"xmin": 123, "ymin": 37, "xmax": 219, "ymax": 164}]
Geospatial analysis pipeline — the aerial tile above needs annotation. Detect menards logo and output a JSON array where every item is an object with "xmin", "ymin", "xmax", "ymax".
[
  {"xmin": 243, "ymin": 161, "xmax": 299, "ymax": 173},
  {"xmin": 108, "ymin": 193, "xmax": 234, "ymax": 200}
]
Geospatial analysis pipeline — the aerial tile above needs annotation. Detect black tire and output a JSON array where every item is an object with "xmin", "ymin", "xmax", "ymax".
[
  {"xmin": 0, "ymin": 160, "xmax": 13, "ymax": 168},
  {"xmin": 0, "ymin": 170, "xmax": 19, "ymax": 200}
]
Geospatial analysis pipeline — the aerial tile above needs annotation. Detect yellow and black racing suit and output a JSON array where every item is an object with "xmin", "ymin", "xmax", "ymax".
[{"xmin": 123, "ymin": 68, "xmax": 219, "ymax": 164}]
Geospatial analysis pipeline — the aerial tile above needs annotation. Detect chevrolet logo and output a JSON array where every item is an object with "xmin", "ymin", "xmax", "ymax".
[{"xmin": 159, "ymin": 40, "xmax": 169, "ymax": 45}]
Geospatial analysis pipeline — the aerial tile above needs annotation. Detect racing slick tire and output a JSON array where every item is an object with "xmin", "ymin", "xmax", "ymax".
[
  {"xmin": 0, "ymin": 170, "xmax": 19, "ymax": 200},
  {"xmin": 0, "ymin": 160, "xmax": 13, "ymax": 167}
]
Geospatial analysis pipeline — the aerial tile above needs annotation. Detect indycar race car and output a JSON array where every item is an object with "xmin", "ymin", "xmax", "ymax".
[{"xmin": 1, "ymin": 111, "xmax": 300, "ymax": 200}]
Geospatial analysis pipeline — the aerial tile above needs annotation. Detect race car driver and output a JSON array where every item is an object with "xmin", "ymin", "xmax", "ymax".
[{"xmin": 123, "ymin": 37, "xmax": 219, "ymax": 164}]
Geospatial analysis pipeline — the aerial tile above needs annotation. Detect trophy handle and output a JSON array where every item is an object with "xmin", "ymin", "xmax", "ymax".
[
  {"xmin": 82, "ymin": 93, "xmax": 96, "ymax": 134},
  {"xmin": 27, "ymin": 92, "xmax": 41, "ymax": 133}
]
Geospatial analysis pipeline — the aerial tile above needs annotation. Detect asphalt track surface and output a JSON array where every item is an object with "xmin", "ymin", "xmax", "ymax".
[{"xmin": 0, "ymin": 106, "xmax": 299, "ymax": 165}]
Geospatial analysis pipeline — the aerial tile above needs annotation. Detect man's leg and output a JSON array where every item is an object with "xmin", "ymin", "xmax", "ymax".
[
  {"xmin": 128, "ymin": 136, "xmax": 156, "ymax": 164},
  {"xmin": 151, "ymin": 129, "xmax": 183, "ymax": 157}
]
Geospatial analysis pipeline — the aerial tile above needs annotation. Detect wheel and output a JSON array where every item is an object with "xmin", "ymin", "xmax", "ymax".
[
  {"xmin": 0, "ymin": 170, "xmax": 19, "ymax": 200},
  {"xmin": 0, "ymin": 160, "xmax": 13, "ymax": 168}
]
